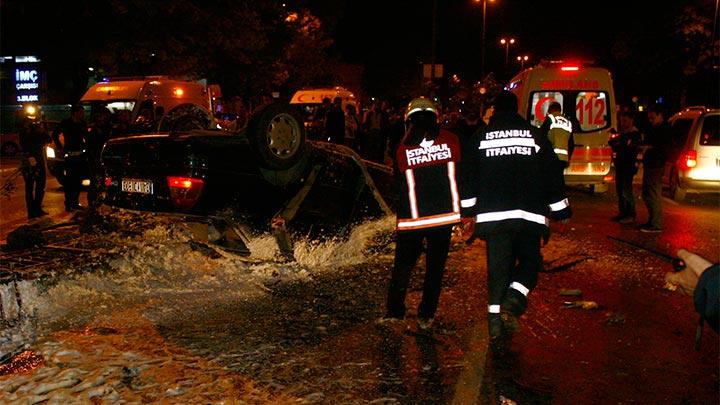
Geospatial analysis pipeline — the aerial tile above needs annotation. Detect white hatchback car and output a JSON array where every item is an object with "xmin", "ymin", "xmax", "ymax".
[{"xmin": 665, "ymin": 106, "xmax": 720, "ymax": 201}]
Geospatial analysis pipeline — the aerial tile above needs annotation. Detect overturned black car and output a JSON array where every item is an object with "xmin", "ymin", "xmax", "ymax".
[{"xmin": 100, "ymin": 103, "xmax": 396, "ymax": 257}]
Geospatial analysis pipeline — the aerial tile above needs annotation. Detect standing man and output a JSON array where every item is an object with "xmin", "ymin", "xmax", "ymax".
[
  {"xmin": 86, "ymin": 107, "xmax": 113, "ymax": 212},
  {"xmin": 540, "ymin": 101, "xmax": 573, "ymax": 168},
  {"xmin": 610, "ymin": 110, "xmax": 642, "ymax": 223},
  {"xmin": 18, "ymin": 106, "xmax": 51, "ymax": 219},
  {"xmin": 324, "ymin": 97, "xmax": 345, "ymax": 144},
  {"xmin": 639, "ymin": 104, "xmax": 672, "ymax": 233},
  {"xmin": 362, "ymin": 101, "xmax": 390, "ymax": 163},
  {"xmin": 454, "ymin": 111, "xmax": 486, "ymax": 148},
  {"xmin": 56, "ymin": 104, "xmax": 87, "ymax": 212},
  {"xmin": 461, "ymin": 91, "xmax": 571, "ymax": 341},
  {"xmin": 379, "ymin": 98, "xmax": 462, "ymax": 331}
]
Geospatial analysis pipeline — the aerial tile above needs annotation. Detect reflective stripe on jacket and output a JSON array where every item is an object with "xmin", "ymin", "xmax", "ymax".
[{"xmin": 395, "ymin": 129, "xmax": 462, "ymax": 231}]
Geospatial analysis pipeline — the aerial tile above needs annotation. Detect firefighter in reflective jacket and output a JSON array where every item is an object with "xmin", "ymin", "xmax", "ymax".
[
  {"xmin": 460, "ymin": 91, "xmax": 571, "ymax": 341},
  {"xmin": 540, "ymin": 101, "xmax": 573, "ymax": 168},
  {"xmin": 379, "ymin": 98, "xmax": 462, "ymax": 331}
]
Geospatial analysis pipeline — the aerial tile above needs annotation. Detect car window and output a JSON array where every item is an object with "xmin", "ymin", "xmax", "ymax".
[
  {"xmin": 528, "ymin": 91, "xmax": 610, "ymax": 132},
  {"xmin": 575, "ymin": 92, "xmax": 610, "ymax": 132},
  {"xmin": 671, "ymin": 117, "xmax": 694, "ymax": 151},
  {"xmin": 699, "ymin": 115, "xmax": 720, "ymax": 146}
]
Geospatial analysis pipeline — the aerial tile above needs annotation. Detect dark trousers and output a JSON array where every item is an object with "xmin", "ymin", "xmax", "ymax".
[
  {"xmin": 64, "ymin": 155, "xmax": 86, "ymax": 209},
  {"xmin": 615, "ymin": 167, "xmax": 636, "ymax": 218},
  {"xmin": 485, "ymin": 231, "xmax": 542, "ymax": 306},
  {"xmin": 385, "ymin": 226, "xmax": 453, "ymax": 320},
  {"xmin": 642, "ymin": 166, "xmax": 663, "ymax": 228},
  {"xmin": 22, "ymin": 163, "xmax": 46, "ymax": 217},
  {"xmin": 86, "ymin": 156, "xmax": 104, "ymax": 210}
]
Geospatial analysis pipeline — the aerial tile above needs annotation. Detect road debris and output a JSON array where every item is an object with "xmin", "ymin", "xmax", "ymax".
[
  {"xmin": 559, "ymin": 289, "xmax": 582, "ymax": 297},
  {"xmin": 563, "ymin": 301, "xmax": 601, "ymax": 310}
]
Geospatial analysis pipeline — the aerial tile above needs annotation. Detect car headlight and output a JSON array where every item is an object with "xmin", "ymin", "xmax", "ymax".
[{"xmin": 46, "ymin": 146, "xmax": 55, "ymax": 159}]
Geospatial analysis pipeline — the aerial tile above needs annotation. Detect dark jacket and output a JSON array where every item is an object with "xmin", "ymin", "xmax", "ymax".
[
  {"xmin": 394, "ymin": 128, "xmax": 462, "ymax": 231},
  {"xmin": 58, "ymin": 117, "xmax": 87, "ymax": 153},
  {"xmin": 461, "ymin": 111, "xmax": 571, "ymax": 239},
  {"xmin": 642, "ymin": 121, "xmax": 673, "ymax": 169},
  {"xmin": 610, "ymin": 128, "xmax": 642, "ymax": 172},
  {"xmin": 325, "ymin": 106, "xmax": 345, "ymax": 143},
  {"xmin": 19, "ymin": 120, "xmax": 51, "ymax": 161}
]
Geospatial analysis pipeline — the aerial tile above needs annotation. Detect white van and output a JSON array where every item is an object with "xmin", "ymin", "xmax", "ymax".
[
  {"xmin": 506, "ymin": 61, "xmax": 617, "ymax": 193},
  {"xmin": 665, "ymin": 106, "xmax": 720, "ymax": 201}
]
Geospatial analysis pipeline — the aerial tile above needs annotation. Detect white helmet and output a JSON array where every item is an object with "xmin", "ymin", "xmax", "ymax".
[{"xmin": 405, "ymin": 97, "xmax": 439, "ymax": 121}]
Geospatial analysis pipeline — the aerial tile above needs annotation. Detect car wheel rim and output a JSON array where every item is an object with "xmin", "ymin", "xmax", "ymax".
[{"xmin": 266, "ymin": 113, "xmax": 301, "ymax": 159}]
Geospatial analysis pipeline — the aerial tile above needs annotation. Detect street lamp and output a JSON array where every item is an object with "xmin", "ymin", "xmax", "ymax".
[
  {"xmin": 517, "ymin": 54, "xmax": 529, "ymax": 70},
  {"xmin": 474, "ymin": 0, "xmax": 495, "ymax": 79},
  {"xmin": 500, "ymin": 37, "xmax": 515, "ymax": 67}
]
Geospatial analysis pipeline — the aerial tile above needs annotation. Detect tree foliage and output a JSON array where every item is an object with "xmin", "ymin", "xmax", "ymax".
[{"xmin": 1, "ymin": 0, "xmax": 337, "ymax": 99}]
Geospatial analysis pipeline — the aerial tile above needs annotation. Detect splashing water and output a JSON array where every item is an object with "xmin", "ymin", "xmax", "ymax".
[{"xmin": 17, "ymin": 214, "xmax": 396, "ymax": 336}]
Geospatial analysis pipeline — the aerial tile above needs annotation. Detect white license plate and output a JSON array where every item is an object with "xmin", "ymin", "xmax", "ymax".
[{"xmin": 121, "ymin": 179, "xmax": 153, "ymax": 194}]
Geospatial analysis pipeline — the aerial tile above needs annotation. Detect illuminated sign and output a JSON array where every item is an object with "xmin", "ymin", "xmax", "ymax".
[
  {"xmin": 17, "ymin": 94, "xmax": 39, "ymax": 102},
  {"xmin": 14, "ymin": 65, "xmax": 43, "ymax": 103},
  {"xmin": 15, "ymin": 55, "xmax": 41, "ymax": 63},
  {"xmin": 540, "ymin": 80, "xmax": 599, "ymax": 90}
]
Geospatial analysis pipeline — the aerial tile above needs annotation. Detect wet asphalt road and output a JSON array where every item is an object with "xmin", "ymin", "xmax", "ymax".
[{"xmin": 0, "ymin": 170, "xmax": 718, "ymax": 403}]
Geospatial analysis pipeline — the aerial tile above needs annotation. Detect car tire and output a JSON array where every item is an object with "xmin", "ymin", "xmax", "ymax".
[
  {"xmin": 1, "ymin": 142, "xmax": 19, "ymax": 157},
  {"xmin": 247, "ymin": 103, "xmax": 306, "ymax": 171},
  {"xmin": 670, "ymin": 171, "xmax": 686, "ymax": 202}
]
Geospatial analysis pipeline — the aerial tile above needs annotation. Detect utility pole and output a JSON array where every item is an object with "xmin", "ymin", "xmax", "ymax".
[{"xmin": 431, "ymin": 0, "xmax": 437, "ymax": 81}]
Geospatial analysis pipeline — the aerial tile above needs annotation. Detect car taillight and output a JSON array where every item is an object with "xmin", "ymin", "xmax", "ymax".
[
  {"xmin": 680, "ymin": 150, "xmax": 697, "ymax": 169},
  {"xmin": 560, "ymin": 65, "xmax": 579, "ymax": 72},
  {"xmin": 167, "ymin": 176, "xmax": 204, "ymax": 210}
]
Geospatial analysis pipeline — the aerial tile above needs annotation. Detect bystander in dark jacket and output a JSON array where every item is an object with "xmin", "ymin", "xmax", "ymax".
[
  {"xmin": 57, "ymin": 104, "xmax": 88, "ymax": 212},
  {"xmin": 86, "ymin": 108, "xmax": 113, "ymax": 211},
  {"xmin": 610, "ymin": 110, "xmax": 642, "ymax": 223},
  {"xmin": 19, "ymin": 114, "xmax": 51, "ymax": 219},
  {"xmin": 325, "ymin": 97, "xmax": 345, "ymax": 144},
  {"xmin": 639, "ymin": 104, "xmax": 673, "ymax": 232}
]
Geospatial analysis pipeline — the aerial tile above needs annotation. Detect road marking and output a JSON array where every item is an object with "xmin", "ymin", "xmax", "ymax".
[
  {"xmin": 450, "ymin": 322, "xmax": 489, "ymax": 404},
  {"xmin": 663, "ymin": 197, "xmax": 679, "ymax": 206}
]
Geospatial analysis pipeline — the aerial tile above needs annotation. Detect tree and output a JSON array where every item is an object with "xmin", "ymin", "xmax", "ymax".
[
  {"xmin": 1, "ymin": 0, "xmax": 337, "ymax": 100},
  {"xmin": 609, "ymin": 0, "xmax": 718, "ymax": 108}
]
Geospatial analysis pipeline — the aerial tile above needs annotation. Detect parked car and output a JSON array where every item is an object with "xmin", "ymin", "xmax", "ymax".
[
  {"xmin": 0, "ymin": 131, "xmax": 20, "ymax": 156},
  {"xmin": 664, "ymin": 106, "xmax": 720, "ymax": 201}
]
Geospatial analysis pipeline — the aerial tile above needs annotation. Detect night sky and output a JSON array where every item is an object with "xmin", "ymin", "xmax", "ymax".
[{"xmin": 329, "ymin": 0, "xmax": 682, "ymax": 80}]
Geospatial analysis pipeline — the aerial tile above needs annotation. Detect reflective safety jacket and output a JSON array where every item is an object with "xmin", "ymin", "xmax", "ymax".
[
  {"xmin": 395, "ymin": 129, "xmax": 462, "ymax": 231},
  {"xmin": 546, "ymin": 114, "xmax": 572, "ymax": 164},
  {"xmin": 460, "ymin": 112, "xmax": 571, "ymax": 238}
]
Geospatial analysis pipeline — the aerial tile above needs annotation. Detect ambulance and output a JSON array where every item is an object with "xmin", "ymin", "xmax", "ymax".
[
  {"xmin": 290, "ymin": 87, "xmax": 359, "ymax": 139},
  {"xmin": 505, "ymin": 60, "xmax": 616, "ymax": 193},
  {"xmin": 79, "ymin": 76, "xmax": 218, "ymax": 131}
]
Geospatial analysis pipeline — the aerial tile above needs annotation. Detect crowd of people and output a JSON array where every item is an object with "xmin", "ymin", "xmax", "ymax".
[{"xmin": 305, "ymin": 97, "xmax": 406, "ymax": 165}]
